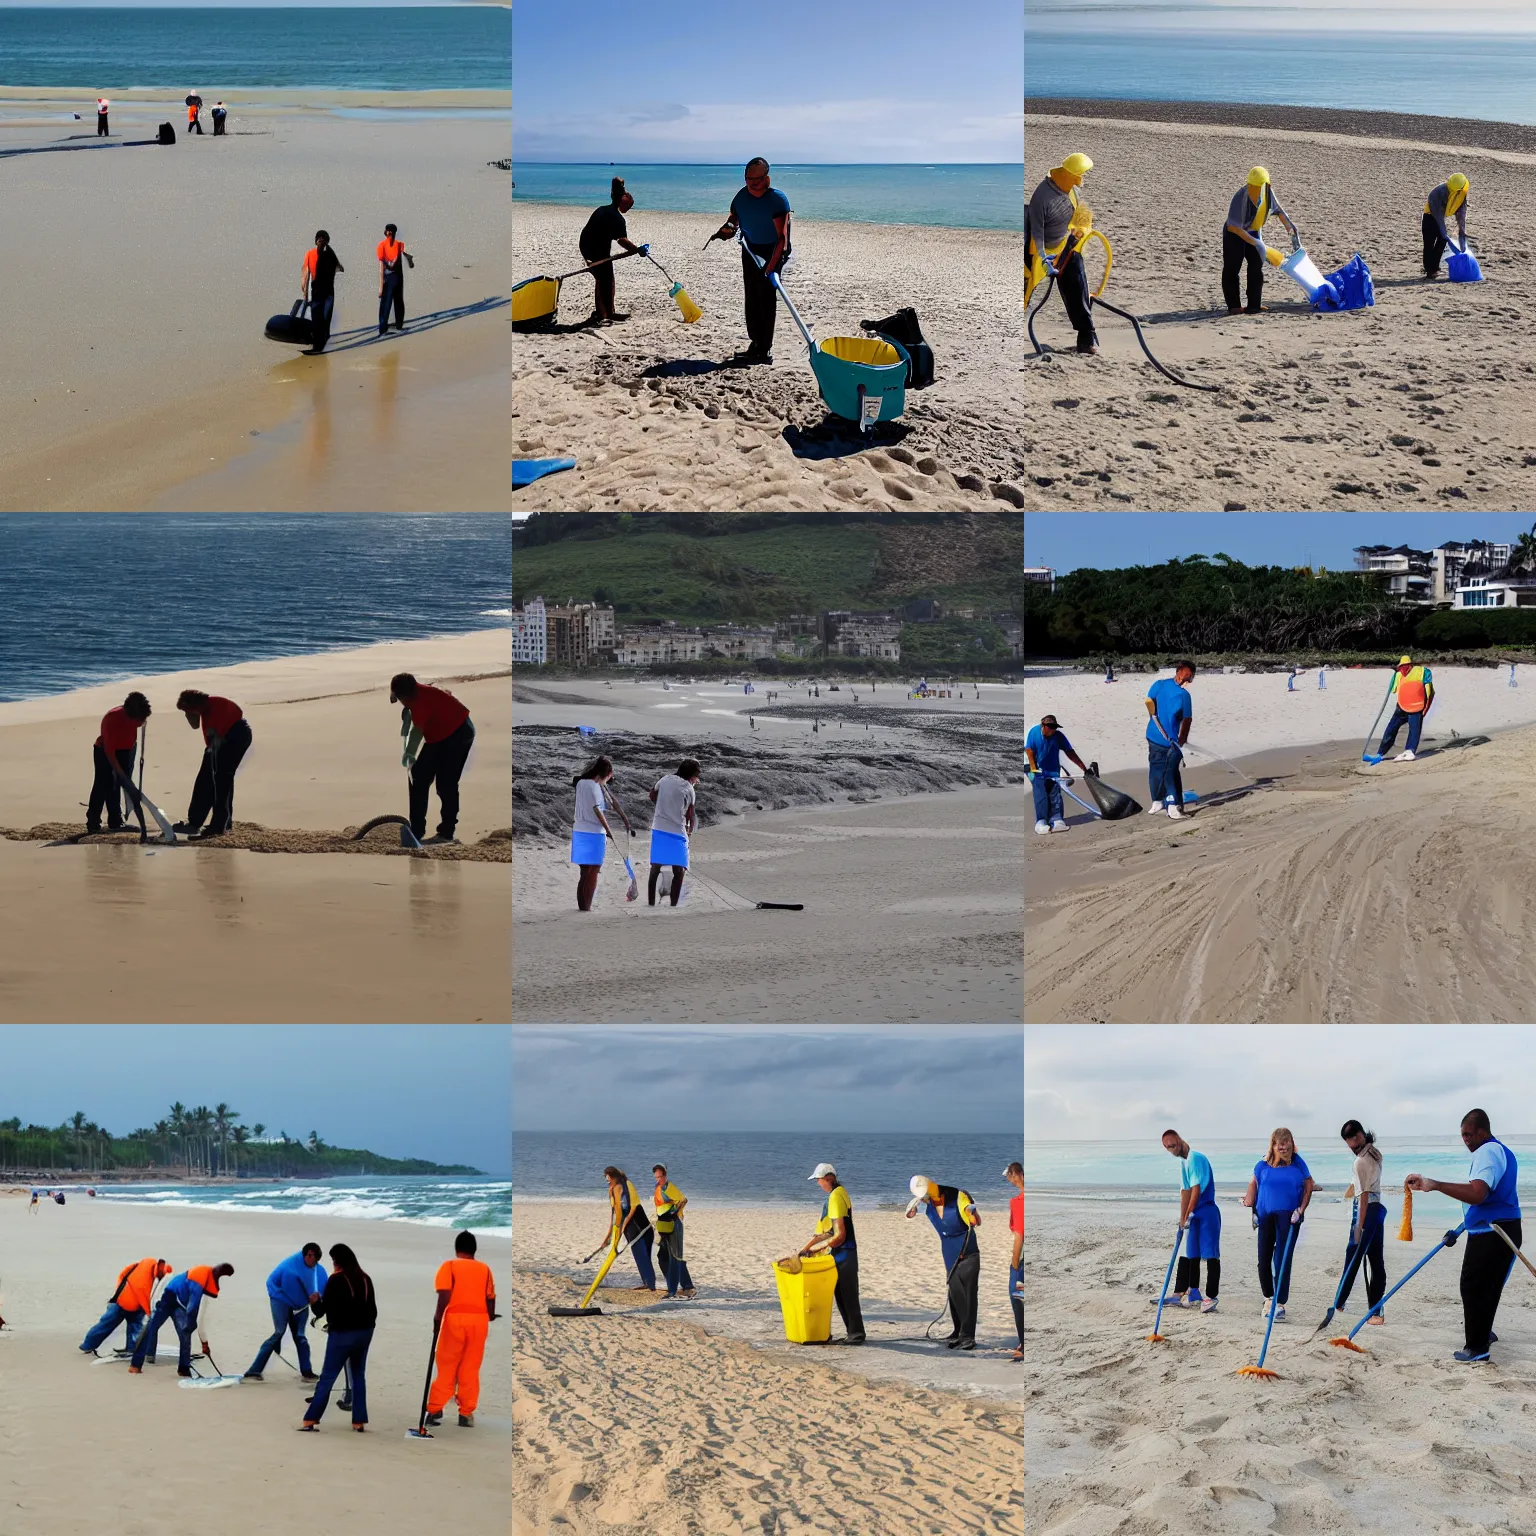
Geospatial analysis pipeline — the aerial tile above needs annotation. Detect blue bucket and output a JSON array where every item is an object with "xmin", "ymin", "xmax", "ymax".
[
  {"xmin": 810, "ymin": 337, "xmax": 909, "ymax": 429},
  {"xmin": 1447, "ymin": 249, "xmax": 1483, "ymax": 283}
]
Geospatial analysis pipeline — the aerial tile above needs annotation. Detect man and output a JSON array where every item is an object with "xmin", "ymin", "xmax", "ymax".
[
  {"xmin": 646, "ymin": 757, "xmax": 699, "ymax": 906},
  {"xmin": 1145, "ymin": 662, "xmax": 1195, "ymax": 818},
  {"xmin": 1007, "ymin": 1161, "xmax": 1024, "ymax": 1362},
  {"xmin": 129, "ymin": 1262, "xmax": 233, "ymax": 1376},
  {"xmin": 797, "ymin": 1163, "xmax": 864, "ymax": 1345},
  {"xmin": 79, "ymin": 1257, "xmax": 172, "ymax": 1357},
  {"xmin": 711, "ymin": 157, "xmax": 792, "ymax": 365},
  {"xmin": 426, "ymin": 1230, "xmax": 498, "ymax": 1428},
  {"xmin": 244, "ymin": 1243, "xmax": 326, "ymax": 1381},
  {"xmin": 186, "ymin": 93, "xmax": 203, "ymax": 135},
  {"xmin": 1025, "ymin": 713, "xmax": 1090, "ymax": 835},
  {"xmin": 376, "ymin": 222, "xmax": 415, "ymax": 335},
  {"xmin": 1222, "ymin": 166, "xmax": 1299, "ymax": 315},
  {"xmin": 301, "ymin": 230, "xmax": 345, "ymax": 354},
  {"xmin": 1367, "ymin": 655, "xmax": 1433, "ymax": 763},
  {"xmin": 96, "ymin": 95, "xmax": 110, "ymax": 136},
  {"xmin": 907, "ymin": 1175, "xmax": 982, "ymax": 1351},
  {"xmin": 390, "ymin": 673, "xmax": 475, "ymax": 845},
  {"xmin": 173, "ymin": 689, "xmax": 252, "ymax": 837},
  {"xmin": 211, "ymin": 100, "xmax": 227, "ymax": 136},
  {"xmin": 652, "ymin": 1164, "xmax": 695, "ymax": 1299},
  {"xmin": 88, "ymin": 691, "xmax": 151, "ymax": 835},
  {"xmin": 1158, "ymin": 1129, "xmax": 1221, "ymax": 1313},
  {"xmin": 1026, "ymin": 152, "xmax": 1098, "ymax": 354},
  {"xmin": 1423, "ymin": 173, "xmax": 1469, "ymax": 279},
  {"xmin": 1406, "ymin": 1108, "xmax": 1521, "ymax": 1364}
]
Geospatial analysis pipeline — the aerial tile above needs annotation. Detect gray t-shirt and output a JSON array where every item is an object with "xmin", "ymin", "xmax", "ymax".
[
  {"xmin": 573, "ymin": 777, "xmax": 609, "ymax": 835},
  {"xmin": 650, "ymin": 774, "xmax": 695, "ymax": 837}
]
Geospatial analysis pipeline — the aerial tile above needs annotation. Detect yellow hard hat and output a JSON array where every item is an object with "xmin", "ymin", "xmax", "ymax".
[
  {"xmin": 1448, "ymin": 172, "xmax": 1469, "ymax": 194},
  {"xmin": 1398, "ymin": 655, "xmax": 1413, "ymax": 665},
  {"xmin": 1060, "ymin": 152, "xmax": 1093, "ymax": 178},
  {"xmin": 1247, "ymin": 166, "xmax": 1271, "ymax": 187}
]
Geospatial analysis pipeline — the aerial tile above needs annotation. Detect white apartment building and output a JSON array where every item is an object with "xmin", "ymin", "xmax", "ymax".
[
  {"xmin": 1453, "ymin": 569, "xmax": 1536, "ymax": 609},
  {"xmin": 512, "ymin": 596, "xmax": 547, "ymax": 664}
]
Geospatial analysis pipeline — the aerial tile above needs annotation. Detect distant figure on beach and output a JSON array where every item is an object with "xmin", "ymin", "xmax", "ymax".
[
  {"xmin": 1422, "ymin": 174, "xmax": 1470, "ymax": 280},
  {"xmin": 647, "ymin": 758, "xmax": 698, "ymax": 908},
  {"xmin": 391, "ymin": 674, "xmax": 475, "ymax": 845},
  {"xmin": 653, "ymin": 1164, "xmax": 696, "ymax": 1299},
  {"xmin": 1158, "ymin": 1130, "xmax": 1221, "ymax": 1312},
  {"xmin": 1026, "ymin": 713, "xmax": 1090, "ymax": 836},
  {"xmin": 570, "ymin": 755, "xmax": 630, "ymax": 912},
  {"xmin": 79, "ymin": 1257, "xmax": 172, "ymax": 1358},
  {"xmin": 1145, "ymin": 662, "xmax": 1195, "ymax": 818},
  {"xmin": 425, "ymin": 1229, "xmax": 498, "ymax": 1429},
  {"xmin": 173, "ymin": 690, "xmax": 251, "ymax": 838},
  {"xmin": 377, "ymin": 223, "xmax": 414, "ymax": 335},
  {"xmin": 301, "ymin": 230, "xmax": 344, "ymax": 354},
  {"xmin": 54, "ymin": 1191, "xmax": 66, "ymax": 1204},
  {"xmin": 130, "ymin": 1263, "xmax": 233, "ymax": 1377},
  {"xmin": 580, "ymin": 177, "xmax": 643, "ymax": 327},
  {"xmin": 1026, "ymin": 152, "xmax": 1097, "ymax": 354},
  {"xmin": 1241, "ymin": 1128, "xmax": 1313, "ymax": 1323},
  {"xmin": 1222, "ymin": 166, "xmax": 1298, "ymax": 316},
  {"xmin": 1510, "ymin": 663, "xmax": 1518, "ymax": 688},
  {"xmin": 89, "ymin": 691, "xmax": 151, "ymax": 836},
  {"xmin": 300, "ymin": 1243, "xmax": 376, "ymax": 1431},
  {"xmin": 797, "ymin": 1163, "xmax": 864, "ymax": 1344},
  {"xmin": 1104, "ymin": 663, "xmax": 1115, "ymax": 683},
  {"xmin": 1287, "ymin": 667, "xmax": 1297, "ymax": 692},
  {"xmin": 1318, "ymin": 667, "xmax": 1327, "ymax": 690},
  {"xmin": 185, "ymin": 92, "xmax": 203, "ymax": 134},
  {"xmin": 711, "ymin": 157, "xmax": 791, "ymax": 366},
  {"xmin": 907, "ymin": 1176, "xmax": 981, "ymax": 1351},
  {"xmin": 211, "ymin": 100, "xmax": 227, "ymax": 135},
  {"xmin": 1338, "ymin": 1120, "xmax": 1388, "ymax": 1325},
  {"xmin": 1007, "ymin": 1162, "xmax": 1024, "ymax": 1361},
  {"xmin": 96, "ymin": 95, "xmax": 110, "ymax": 135},
  {"xmin": 244, "ymin": 1243, "xmax": 326, "ymax": 1381},
  {"xmin": 1367, "ymin": 655, "xmax": 1433, "ymax": 764},
  {"xmin": 29, "ymin": 1188, "xmax": 39, "ymax": 1213}
]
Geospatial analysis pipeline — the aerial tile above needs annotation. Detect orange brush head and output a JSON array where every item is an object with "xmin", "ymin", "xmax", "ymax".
[
  {"xmin": 1330, "ymin": 1337, "xmax": 1367, "ymax": 1352},
  {"xmin": 1236, "ymin": 1364, "xmax": 1280, "ymax": 1378},
  {"xmin": 1146, "ymin": 1332, "xmax": 1168, "ymax": 1343}
]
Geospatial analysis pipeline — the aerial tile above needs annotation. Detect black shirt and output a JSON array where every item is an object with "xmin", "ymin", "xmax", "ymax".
[
  {"xmin": 309, "ymin": 246, "xmax": 342, "ymax": 297},
  {"xmin": 579, "ymin": 203, "xmax": 627, "ymax": 260},
  {"xmin": 312, "ymin": 1270, "xmax": 377, "ymax": 1332}
]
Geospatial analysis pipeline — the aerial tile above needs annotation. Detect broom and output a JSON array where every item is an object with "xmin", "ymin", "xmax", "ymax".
[
  {"xmin": 1237, "ymin": 1220, "xmax": 1296, "ymax": 1379},
  {"xmin": 1146, "ymin": 1223, "xmax": 1183, "ymax": 1342},
  {"xmin": 1488, "ymin": 1222, "xmax": 1536, "ymax": 1282},
  {"xmin": 642, "ymin": 250, "xmax": 702, "ymax": 323},
  {"xmin": 1330, "ymin": 1220, "xmax": 1466, "ymax": 1352}
]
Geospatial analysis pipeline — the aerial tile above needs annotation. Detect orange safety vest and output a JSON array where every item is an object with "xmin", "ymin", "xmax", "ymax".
[
  {"xmin": 1395, "ymin": 667, "xmax": 1428, "ymax": 712},
  {"xmin": 187, "ymin": 104, "xmax": 198, "ymax": 122},
  {"xmin": 378, "ymin": 238, "xmax": 403, "ymax": 267}
]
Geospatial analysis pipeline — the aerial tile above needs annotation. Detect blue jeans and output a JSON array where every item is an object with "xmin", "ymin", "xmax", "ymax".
[
  {"xmin": 1031, "ymin": 774, "xmax": 1063, "ymax": 823},
  {"xmin": 1147, "ymin": 741, "xmax": 1183, "ymax": 807},
  {"xmin": 629, "ymin": 1225, "xmax": 656, "ymax": 1289},
  {"xmin": 662, "ymin": 1241, "xmax": 694, "ymax": 1296},
  {"xmin": 1378, "ymin": 707, "xmax": 1424, "ymax": 755},
  {"xmin": 304, "ymin": 1328, "xmax": 372, "ymax": 1424},
  {"xmin": 81, "ymin": 1302, "xmax": 147, "ymax": 1355},
  {"xmin": 132, "ymin": 1293, "xmax": 197, "ymax": 1370},
  {"xmin": 1339, "ymin": 1199, "xmax": 1388, "ymax": 1310},
  {"xmin": 246, "ymin": 1297, "xmax": 313, "ymax": 1376}
]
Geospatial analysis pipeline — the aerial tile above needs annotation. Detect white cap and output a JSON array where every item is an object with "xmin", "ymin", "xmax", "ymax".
[
  {"xmin": 909, "ymin": 1175, "xmax": 929, "ymax": 1198},
  {"xmin": 808, "ymin": 1163, "xmax": 836, "ymax": 1180}
]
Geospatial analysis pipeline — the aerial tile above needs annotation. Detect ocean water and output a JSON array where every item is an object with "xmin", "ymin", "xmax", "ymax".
[
  {"xmin": 512, "ymin": 163, "xmax": 1025, "ymax": 232},
  {"xmin": 0, "ymin": 513, "xmax": 511, "ymax": 703},
  {"xmin": 1, "ymin": 7, "xmax": 512, "ymax": 92},
  {"xmin": 514, "ymin": 1132, "xmax": 1023, "ymax": 1207},
  {"xmin": 1025, "ymin": 29, "xmax": 1536, "ymax": 126},
  {"xmin": 88, "ymin": 1176, "xmax": 511, "ymax": 1229}
]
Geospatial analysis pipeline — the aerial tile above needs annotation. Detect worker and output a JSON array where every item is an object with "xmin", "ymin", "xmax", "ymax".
[
  {"xmin": 79, "ymin": 1257, "xmax": 173, "ymax": 1357},
  {"xmin": 389, "ymin": 673, "xmax": 475, "ymax": 845},
  {"xmin": 96, "ymin": 95, "xmax": 110, "ymax": 136},
  {"xmin": 129, "ymin": 1263, "xmax": 233, "ymax": 1376},
  {"xmin": 1025, "ymin": 713, "xmax": 1090, "ymax": 835},
  {"xmin": 375, "ymin": 222, "xmax": 415, "ymax": 335},
  {"xmin": 646, "ymin": 757, "xmax": 699, "ymax": 906},
  {"xmin": 1145, "ymin": 661, "xmax": 1195, "ymax": 817},
  {"xmin": 708, "ymin": 158, "xmax": 790, "ymax": 363},
  {"xmin": 173, "ymin": 689, "xmax": 252, "ymax": 837},
  {"xmin": 1337, "ymin": 1119, "xmax": 1389, "ymax": 1324},
  {"xmin": 425, "ymin": 1230, "xmax": 499, "ymax": 1427},
  {"xmin": 1240, "ymin": 1128, "xmax": 1314, "ymax": 1322},
  {"xmin": 211, "ymin": 100, "xmax": 228, "ymax": 136},
  {"xmin": 186, "ymin": 93, "xmax": 203, "ymax": 134},
  {"xmin": 1222, "ymin": 167, "xmax": 1299, "ymax": 315},
  {"xmin": 1423, "ymin": 173, "xmax": 1470, "ymax": 279},
  {"xmin": 244, "ymin": 1243, "xmax": 327, "ymax": 1381},
  {"xmin": 1157, "ymin": 1129, "xmax": 1221, "ymax": 1312},
  {"xmin": 797, "ymin": 1162, "xmax": 865, "ymax": 1345},
  {"xmin": 1026, "ymin": 152, "xmax": 1097, "ymax": 354},
  {"xmin": 599, "ymin": 1166, "xmax": 656, "ymax": 1289},
  {"xmin": 1006, "ymin": 1161, "xmax": 1024, "ymax": 1361},
  {"xmin": 1366, "ymin": 655, "xmax": 1434, "ymax": 763},
  {"xmin": 652, "ymin": 1163, "xmax": 696, "ymax": 1299},
  {"xmin": 300, "ymin": 230, "xmax": 344, "ymax": 354},
  {"xmin": 907, "ymin": 1176, "xmax": 982, "ymax": 1351},
  {"xmin": 580, "ymin": 176, "xmax": 646, "ymax": 328},
  {"xmin": 88, "ymin": 691, "xmax": 151, "ymax": 836},
  {"xmin": 1406, "ymin": 1108, "xmax": 1521, "ymax": 1364}
]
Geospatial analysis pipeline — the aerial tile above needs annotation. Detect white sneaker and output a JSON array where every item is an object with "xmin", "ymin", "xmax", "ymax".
[
  {"xmin": 1200, "ymin": 1297, "xmax": 1219, "ymax": 1314},
  {"xmin": 1034, "ymin": 821, "xmax": 1050, "ymax": 835},
  {"xmin": 1394, "ymin": 750, "xmax": 1416, "ymax": 762},
  {"xmin": 1262, "ymin": 1300, "xmax": 1274, "ymax": 1316},
  {"xmin": 1275, "ymin": 1305, "xmax": 1287, "ymax": 1322},
  {"xmin": 1166, "ymin": 805, "xmax": 1186, "ymax": 820},
  {"xmin": 1050, "ymin": 819, "xmax": 1068, "ymax": 832},
  {"xmin": 1146, "ymin": 802, "xmax": 1165, "ymax": 815}
]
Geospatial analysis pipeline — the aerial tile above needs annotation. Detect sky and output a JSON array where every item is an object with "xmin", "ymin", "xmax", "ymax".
[
  {"xmin": 0, "ymin": 1026, "xmax": 509, "ymax": 1175},
  {"xmin": 1026, "ymin": 1025, "xmax": 1535, "ymax": 1140},
  {"xmin": 513, "ymin": 0, "xmax": 1021, "ymax": 163},
  {"xmin": 513, "ymin": 1026, "xmax": 1023, "ymax": 1132},
  {"xmin": 1026, "ymin": 0, "xmax": 1536, "ymax": 35},
  {"xmin": 1025, "ymin": 513, "xmax": 1536, "ymax": 575}
]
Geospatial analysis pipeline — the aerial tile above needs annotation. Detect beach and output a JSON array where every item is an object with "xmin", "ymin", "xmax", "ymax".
[
  {"xmin": 1025, "ymin": 1193, "xmax": 1536, "ymax": 1534},
  {"xmin": 1, "ymin": 1193, "xmax": 509, "ymax": 1535},
  {"xmin": 513, "ymin": 203, "xmax": 1024, "ymax": 510},
  {"xmin": 1024, "ymin": 102, "xmax": 1536, "ymax": 510},
  {"xmin": 0, "ymin": 91, "xmax": 509, "ymax": 510},
  {"xmin": 514, "ymin": 1199, "xmax": 1024, "ymax": 1533},
  {"xmin": 0, "ymin": 629, "xmax": 510, "ymax": 1022}
]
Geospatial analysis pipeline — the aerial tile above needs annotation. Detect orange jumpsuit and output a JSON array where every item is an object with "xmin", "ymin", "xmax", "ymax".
[{"xmin": 427, "ymin": 1256, "xmax": 496, "ymax": 1415}]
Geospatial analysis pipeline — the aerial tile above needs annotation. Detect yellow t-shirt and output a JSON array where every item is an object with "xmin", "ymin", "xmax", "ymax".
[
  {"xmin": 654, "ymin": 1181, "xmax": 684, "ymax": 1233},
  {"xmin": 816, "ymin": 1184, "xmax": 853, "ymax": 1234}
]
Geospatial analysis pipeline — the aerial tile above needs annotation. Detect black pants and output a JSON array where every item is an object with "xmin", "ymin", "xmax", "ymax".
[
  {"xmin": 1337, "ymin": 1201, "xmax": 1387, "ymax": 1310},
  {"xmin": 586, "ymin": 255, "xmax": 616, "ymax": 319},
  {"xmin": 1222, "ymin": 228, "xmax": 1265, "ymax": 312},
  {"xmin": 1256, "ymin": 1210, "xmax": 1299, "ymax": 1303},
  {"xmin": 831, "ymin": 1251, "xmax": 865, "ymax": 1340},
  {"xmin": 1054, "ymin": 250, "xmax": 1099, "ymax": 352},
  {"xmin": 1175, "ymin": 1256, "xmax": 1220, "ymax": 1297},
  {"xmin": 1461, "ymin": 1219, "xmax": 1520, "ymax": 1353},
  {"xmin": 741, "ymin": 242, "xmax": 779, "ymax": 353},
  {"xmin": 212, "ymin": 113, "xmax": 226, "ymax": 136},
  {"xmin": 309, "ymin": 292, "xmax": 335, "ymax": 352},
  {"xmin": 409, "ymin": 718, "xmax": 474, "ymax": 839},
  {"xmin": 1422, "ymin": 211, "xmax": 1447, "ymax": 278},
  {"xmin": 948, "ymin": 1248, "xmax": 980, "ymax": 1342},
  {"xmin": 188, "ymin": 113, "xmax": 203, "ymax": 134},
  {"xmin": 187, "ymin": 718, "xmax": 252, "ymax": 833},
  {"xmin": 97, "ymin": 113, "xmax": 108, "ymax": 136},
  {"xmin": 1010, "ymin": 1286, "xmax": 1024, "ymax": 1347},
  {"xmin": 88, "ymin": 744, "xmax": 136, "ymax": 831},
  {"xmin": 379, "ymin": 271, "xmax": 404, "ymax": 333}
]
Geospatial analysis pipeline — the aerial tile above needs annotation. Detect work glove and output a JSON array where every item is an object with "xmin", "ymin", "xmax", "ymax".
[
  {"xmin": 1264, "ymin": 245, "xmax": 1283, "ymax": 267},
  {"xmin": 1443, "ymin": 1229, "xmax": 1460, "ymax": 1248},
  {"xmin": 1290, "ymin": 1209, "xmax": 1304, "ymax": 1225},
  {"xmin": 1087, "ymin": 761, "xmax": 1100, "ymax": 777},
  {"xmin": 639, "ymin": 243, "xmax": 651, "ymax": 255}
]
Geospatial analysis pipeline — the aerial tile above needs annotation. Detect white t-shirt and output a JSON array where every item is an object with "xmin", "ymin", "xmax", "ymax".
[
  {"xmin": 573, "ymin": 778, "xmax": 610, "ymax": 835},
  {"xmin": 650, "ymin": 774, "xmax": 695, "ymax": 838},
  {"xmin": 1353, "ymin": 1148, "xmax": 1383, "ymax": 1201}
]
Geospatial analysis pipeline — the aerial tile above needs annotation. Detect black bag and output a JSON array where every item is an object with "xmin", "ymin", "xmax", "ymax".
[
  {"xmin": 264, "ymin": 299, "xmax": 314, "ymax": 345},
  {"xmin": 860, "ymin": 306, "xmax": 935, "ymax": 389},
  {"xmin": 1084, "ymin": 772, "xmax": 1142, "ymax": 820},
  {"xmin": 157, "ymin": 121, "xmax": 175, "ymax": 145}
]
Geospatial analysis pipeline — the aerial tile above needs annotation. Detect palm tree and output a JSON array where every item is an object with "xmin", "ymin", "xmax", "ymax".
[
  {"xmin": 167, "ymin": 1103, "xmax": 187, "ymax": 1176},
  {"xmin": 213, "ymin": 1103, "xmax": 237, "ymax": 1177},
  {"xmin": 154, "ymin": 1119, "xmax": 171, "ymax": 1170},
  {"xmin": 231, "ymin": 1125, "xmax": 249, "ymax": 1178},
  {"xmin": 190, "ymin": 1107, "xmax": 212, "ymax": 1176},
  {"xmin": 1512, "ymin": 521, "xmax": 1536, "ymax": 574}
]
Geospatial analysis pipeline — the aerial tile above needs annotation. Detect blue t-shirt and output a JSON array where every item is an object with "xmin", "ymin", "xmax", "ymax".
[
  {"xmin": 731, "ymin": 185, "xmax": 791, "ymax": 246},
  {"xmin": 164, "ymin": 1272, "xmax": 205, "ymax": 1311},
  {"xmin": 1025, "ymin": 724, "xmax": 1073, "ymax": 776},
  {"xmin": 267, "ymin": 1252, "xmax": 328, "ymax": 1308},
  {"xmin": 1145, "ymin": 676, "xmax": 1193, "ymax": 746},
  {"xmin": 1181, "ymin": 1150, "xmax": 1216, "ymax": 1209},
  {"xmin": 1253, "ymin": 1156, "xmax": 1311, "ymax": 1216},
  {"xmin": 1464, "ymin": 1139, "xmax": 1520, "ymax": 1232}
]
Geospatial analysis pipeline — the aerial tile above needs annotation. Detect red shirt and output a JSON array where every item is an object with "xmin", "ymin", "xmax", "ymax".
[
  {"xmin": 405, "ymin": 684, "xmax": 470, "ymax": 744},
  {"xmin": 1009, "ymin": 1191, "xmax": 1024, "ymax": 1236},
  {"xmin": 198, "ymin": 696, "xmax": 243, "ymax": 744},
  {"xmin": 97, "ymin": 705, "xmax": 142, "ymax": 754},
  {"xmin": 377, "ymin": 237, "xmax": 404, "ymax": 269}
]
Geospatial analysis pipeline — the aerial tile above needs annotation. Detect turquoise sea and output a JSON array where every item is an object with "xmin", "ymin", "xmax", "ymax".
[{"xmin": 512, "ymin": 163, "xmax": 1025, "ymax": 232}]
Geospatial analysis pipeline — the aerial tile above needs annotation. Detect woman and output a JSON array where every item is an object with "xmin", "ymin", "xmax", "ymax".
[
  {"xmin": 579, "ymin": 177, "xmax": 644, "ymax": 326},
  {"xmin": 1241, "ymin": 1128, "xmax": 1314, "ymax": 1321},
  {"xmin": 1339, "ymin": 1119, "xmax": 1388, "ymax": 1325},
  {"xmin": 599, "ymin": 1166, "xmax": 655, "ymax": 1291},
  {"xmin": 653, "ymin": 1163, "xmax": 695, "ymax": 1299},
  {"xmin": 646, "ymin": 758, "xmax": 700, "ymax": 907},
  {"xmin": 1006, "ymin": 1160, "xmax": 1024, "ymax": 1361},
  {"xmin": 299, "ymin": 1243, "xmax": 376, "ymax": 1432},
  {"xmin": 570, "ymin": 756, "xmax": 632, "ymax": 913}
]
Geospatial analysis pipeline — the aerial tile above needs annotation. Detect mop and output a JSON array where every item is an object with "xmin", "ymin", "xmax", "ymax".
[
  {"xmin": 1330, "ymin": 1220, "xmax": 1467, "ymax": 1352},
  {"xmin": 1237, "ymin": 1222, "xmax": 1297, "ymax": 1378}
]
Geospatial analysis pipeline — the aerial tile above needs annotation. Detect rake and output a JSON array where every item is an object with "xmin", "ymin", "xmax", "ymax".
[{"xmin": 1237, "ymin": 1221, "xmax": 1296, "ymax": 1379}]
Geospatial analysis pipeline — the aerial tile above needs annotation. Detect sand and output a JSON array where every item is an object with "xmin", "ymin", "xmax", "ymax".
[
  {"xmin": 1025, "ymin": 1194, "xmax": 1536, "ymax": 1535},
  {"xmin": 0, "ymin": 91, "xmax": 509, "ymax": 510},
  {"xmin": 1023, "ymin": 103, "xmax": 1536, "ymax": 510},
  {"xmin": 0, "ymin": 630, "xmax": 510, "ymax": 1023},
  {"xmin": 514, "ymin": 1200, "xmax": 1024, "ymax": 1534},
  {"xmin": 1, "ymin": 1197, "xmax": 509, "ymax": 1535},
  {"xmin": 513, "ymin": 202, "xmax": 1025, "ymax": 510}
]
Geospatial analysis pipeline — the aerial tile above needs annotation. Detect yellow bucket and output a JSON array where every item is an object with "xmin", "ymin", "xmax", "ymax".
[
  {"xmin": 512, "ymin": 275, "xmax": 561, "ymax": 330},
  {"xmin": 773, "ymin": 1254, "xmax": 839, "ymax": 1343}
]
